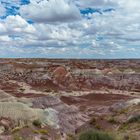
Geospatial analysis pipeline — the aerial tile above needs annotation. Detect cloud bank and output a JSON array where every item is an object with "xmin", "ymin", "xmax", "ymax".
[{"xmin": 0, "ymin": 0, "xmax": 140, "ymax": 58}]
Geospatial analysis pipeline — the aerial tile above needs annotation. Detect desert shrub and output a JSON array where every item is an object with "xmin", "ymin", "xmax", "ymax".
[
  {"xmin": 40, "ymin": 136, "xmax": 48, "ymax": 140},
  {"xmin": 66, "ymin": 133, "xmax": 76, "ymax": 140},
  {"xmin": 33, "ymin": 120, "xmax": 41, "ymax": 128},
  {"xmin": 79, "ymin": 130, "xmax": 114, "ymax": 140},
  {"xmin": 117, "ymin": 108, "xmax": 128, "ymax": 114},
  {"xmin": 118, "ymin": 123, "xmax": 130, "ymax": 131},
  {"xmin": 33, "ymin": 129, "xmax": 48, "ymax": 135},
  {"xmin": 89, "ymin": 117, "xmax": 101, "ymax": 130},
  {"xmin": 94, "ymin": 124, "xmax": 101, "ymax": 130},
  {"xmin": 90, "ymin": 117, "xmax": 96, "ymax": 125},
  {"xmin": 127, "ymin": 114, "xmax": 140, "ymax": 123},
  {"xmin": 119, "ymin": 114, "xmax": 140, "ymax": 131},
  {"xmin": 14, "ymin": 134, "xmax": 32, "ymax": 140},
  {"xmin": 19, "ymin": 88, "xmax": 25, "ymax": 92},
  {"xmin": 107, "ymin": 117, "xmax": 119, "ymax": 124},
  {"xmin": 13, "ymin": 134, "xmax": 24, "ymax": 140},
  {"xmin": 115, "ymin": 133, "xmax": 138, "ymax": 140},
  {"xmin": 44, "ymin": 88, "xmax": 53, "ymax": 92},
  {"xmin": 33, "ymin": 130, "xmax": 39, "ymax": 134},
  {"xmin": 12, "ymin": 127, "xmax": 21, "ymax": 133},
  {"xmin": 38, "ymin": 129, "xmax": 48, "ymax": 135}
]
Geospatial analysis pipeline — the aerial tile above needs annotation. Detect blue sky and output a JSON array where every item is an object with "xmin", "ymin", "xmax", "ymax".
[{"xmin": 0, "ymin": 0, "xmax": 140, "ymax": 58}]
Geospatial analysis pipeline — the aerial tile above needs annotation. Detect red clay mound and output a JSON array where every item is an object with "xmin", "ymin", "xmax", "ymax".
[{"xmin": 52, "ymin": 66, "xmax": 68, "ymax": 83}]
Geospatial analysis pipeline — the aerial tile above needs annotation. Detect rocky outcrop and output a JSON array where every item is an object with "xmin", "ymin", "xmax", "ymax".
[
  {"xmin": 0, "ymin": 102, "xmax": 60, "ymax": 129},
  {"xmin": 31, "ymin": 96, "xmax": 89, "ymax": 134}
]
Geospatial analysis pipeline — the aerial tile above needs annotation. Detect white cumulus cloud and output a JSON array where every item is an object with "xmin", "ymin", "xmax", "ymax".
[{"xmin": 20, "ymin": 0, "xmax": 81, "ymax": 23}]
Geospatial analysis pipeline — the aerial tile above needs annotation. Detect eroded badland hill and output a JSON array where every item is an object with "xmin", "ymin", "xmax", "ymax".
[{"xmin": 0, "ymin": 59, "xmax": 139, "ymax": 140}]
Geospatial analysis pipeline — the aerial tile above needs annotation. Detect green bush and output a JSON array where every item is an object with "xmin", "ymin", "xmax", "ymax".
[
  {"xmin": 33, "ymin": 120, "xmax": 42, "ymax": 128},
  {"xmin": 79, "ymin": 130, "xmax": 114, "ymax": 140}
]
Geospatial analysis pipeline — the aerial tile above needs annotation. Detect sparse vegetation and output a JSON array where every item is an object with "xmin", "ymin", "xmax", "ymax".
[
  {"xmin": 119, "ymin": 114, "xmax": 140, "ymax": 131},
  {"xmin": 118, "ymin": 123, "xmax": 130, "ymax": 131},
  {"xmin": 116, "ymin": 108, "xmax": 129, "ymax": 115},
  {"xmin": 79, "ymin": 130, "xmax": 114, "ymax": 140}
]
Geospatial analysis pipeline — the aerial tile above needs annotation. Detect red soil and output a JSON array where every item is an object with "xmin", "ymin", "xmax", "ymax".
[{"xmin": 61, "ymin": 93, "xmax": 133, "ymax": 106}]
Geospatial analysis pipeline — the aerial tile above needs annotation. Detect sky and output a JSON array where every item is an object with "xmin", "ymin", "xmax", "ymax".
[{"xmin": 0, "ymin": 0, "xmax": 140, "ymax": 58}]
